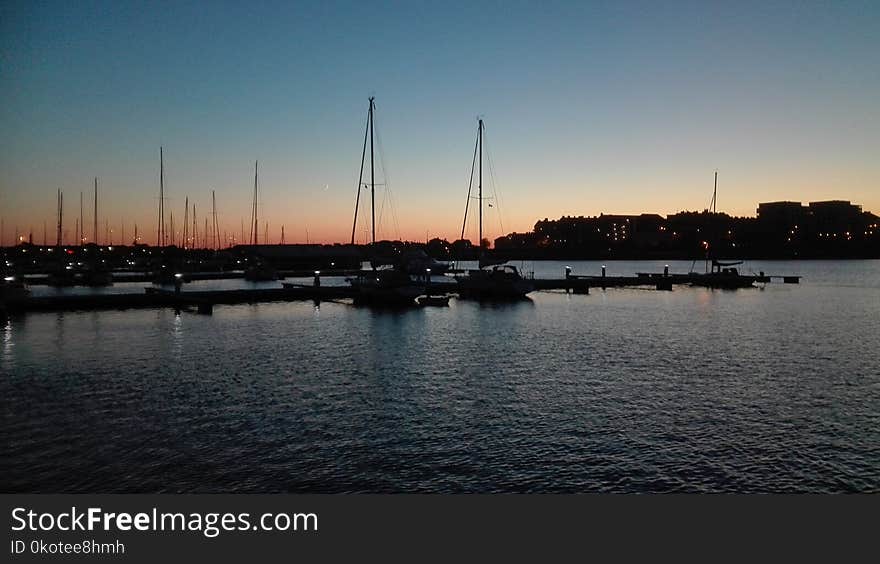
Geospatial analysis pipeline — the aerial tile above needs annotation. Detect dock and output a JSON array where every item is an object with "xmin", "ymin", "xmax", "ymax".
[
  {"xmin": 4, "ymin": 285, "xmax": 355, "ymax": 314},
  {"xmin": 1, "ymin": 268, "xmax": 802, "ymax": 314}
]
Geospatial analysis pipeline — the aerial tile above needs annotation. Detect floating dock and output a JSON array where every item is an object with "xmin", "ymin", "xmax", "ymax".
[
  {"xmin": 2, "ymin": 269, "xmax": 802, "ymax": 314},
  {"xmin": 3, "ymin": 286, "xmax": 354, "ymax": 314}
]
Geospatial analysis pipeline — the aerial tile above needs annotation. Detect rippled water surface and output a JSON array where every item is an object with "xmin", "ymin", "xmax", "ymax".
[{"xmin": 3, "ymin": 260, "xmax": 879, "ymax": 492}]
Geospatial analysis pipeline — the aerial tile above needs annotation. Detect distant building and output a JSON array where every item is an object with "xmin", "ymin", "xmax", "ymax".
[
  {"xmin": 757, "ymin": 201, "xmax": 806, "ymax": 226},
  {"xmin": 809, "ymin": 200, "xmax": 863, "ymax": 234}
]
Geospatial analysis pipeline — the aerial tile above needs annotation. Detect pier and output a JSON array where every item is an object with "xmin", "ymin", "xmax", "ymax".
[
  {"xmin": 1, "ymin": 265, "xmax": 803, "ymax": 314},
  {"xmin": 3, "ymin": 285, "xmax": 354, "ymax": 314}
]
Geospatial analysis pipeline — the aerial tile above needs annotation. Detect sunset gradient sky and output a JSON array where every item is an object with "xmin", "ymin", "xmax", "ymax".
[{"xmin": 1, "ymin": 1, "xmax": 878, "ymax": 245}]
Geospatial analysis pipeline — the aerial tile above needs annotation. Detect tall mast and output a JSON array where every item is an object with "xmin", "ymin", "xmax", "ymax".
[
  {"xmin": 351, "ymin": 97, "xmax": 371, "ymax": 245},
  {"xmin": 212, "ymin": 190, "xmax": 219, "ymax": 250},
  {"xmin": 251, "ymin": 160, "xmax": 259, "ymax": 245},
  {"xmin": 478, "ymin": 118, "xmax": 483, "ymax": 250},
  {"xmin": 183, "ymin": 196, "xmax": 189, "ymax": 249},
  {"xmin": 192, "ymin": 204, "xmax": 197, "ymax": 249},
  {"xmin": 158, "ymin": 147, "xmax": 164, "ymax": 247},
  {"xmin": 94, "ymin": 177, "xmax": 98, "ymax": 245},
  {"xmin": 713, "ymin": 170, "xmax": 717, "ymax": 214},
  {"xmin": 79, "ymin": 191, "xmax": 83, "ymax": 245},
  {"xmin": 56, "ymin": 188, "xmax": 63, "ymax": 247},
  {"xmin": 370, "ymin": 97, "xmax": 376, "ymax": 245}
]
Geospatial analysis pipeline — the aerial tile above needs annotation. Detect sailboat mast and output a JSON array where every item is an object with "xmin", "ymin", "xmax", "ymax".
[
  {"xmin": 251, "ymin": 160, "xmax": 259, "ymax": 245},
  {"xmin": 192, "ymin": 204, "xmax": 197, "ymax": 249},
  {"xmin": 478, "ymin": 118, "xmax": 483, "ymax": 249},
  {"xmin": 351, "ymin": 98, "xmax": 371, "ymax": 245},
  {"xmin": 79, "ymin": 191, "xmax": 83, "ymax": 245},
  {"xmin": 369, "ymin": 97, "xmax": 376, "ymax": 245},
  {"xmin": 56, "ymin": 189, "xmax": 63, "ymax": 247},
  {"xmin": 94, "ymin": 178, "xmax": 98, "ymax": 245},
  {"xmin": 713, "ymin": 170, "xmax": 717, "ymax": 214},
  {"xmin": 158, "ymin": 147, "xmax": 164, "ymax": 247},
  {"xmin": 212, "ymin": 190, "xmax": 218, "ymax": 250},
  {"xmin": 183, "ymin": 196, "xmax": 189, "ymax": 250}
]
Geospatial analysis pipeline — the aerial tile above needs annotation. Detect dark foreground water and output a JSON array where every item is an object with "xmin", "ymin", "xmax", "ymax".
[{"xmin": 2, "ymin": 260, "xmax": 879, "ymax": 493}]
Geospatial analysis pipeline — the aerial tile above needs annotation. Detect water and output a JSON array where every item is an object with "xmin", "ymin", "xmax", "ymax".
[{"xmin": 2, "ymin": 260, "xmax": 879, "ymax": 492}]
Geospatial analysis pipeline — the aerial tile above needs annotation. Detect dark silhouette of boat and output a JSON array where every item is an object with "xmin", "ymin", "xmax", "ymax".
[
  {"xmin": 347, "ymin": 267, "xmax": 425, "ymax": 306},
  {"xmin": 689, "ymin": 260, "xmax": 757, "ymax": 289},
  {"xmin": 687, "ymin": 172, "xmax": 757, "ymax": 289},
  {"xmin": 454, "ymin": 118, "xmax": 533, "ymax": 300},
  {"xmin": 46, "ymin": 265, "xmax": 77, "ymax": 287},
  {"xmin": 457, "ymin": 264, "xmax": 534, "ymax": 299},
  {"xmin": 345, "ymin": 97, "xmax": 425, "ymax": 306}
]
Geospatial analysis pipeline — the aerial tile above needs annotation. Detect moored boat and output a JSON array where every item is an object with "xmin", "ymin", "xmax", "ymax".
[
  {"xmin": 453, "ymin": 118, "xmax": 533, "ymax": 300},
  {"xmin": 345, "ymin": 97, "xmax": 425, "ymax": 306}
]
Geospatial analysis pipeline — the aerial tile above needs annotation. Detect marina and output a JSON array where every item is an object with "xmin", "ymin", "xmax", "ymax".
[
  {"xmin": 2, "ymin": 261, "xmax": 802, "ymax": 315},
  {"xmin": 2, "ymin": 1, "xmax": 878, "ymax": 505}
]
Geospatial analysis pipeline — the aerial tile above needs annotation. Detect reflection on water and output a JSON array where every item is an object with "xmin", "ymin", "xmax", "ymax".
[{"xmin": 1, "ymin": 260, "xmax": 879, "ymax": 493}]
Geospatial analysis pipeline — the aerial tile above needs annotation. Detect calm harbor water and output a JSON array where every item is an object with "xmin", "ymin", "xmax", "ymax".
[{"xmin": 2, "ymin": 260, "xmax": 879, "ymax": 493}]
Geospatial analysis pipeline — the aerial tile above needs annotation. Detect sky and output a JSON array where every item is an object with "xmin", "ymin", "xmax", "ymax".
[{"xmin": 1, "ymin": 0, "xmax": 878, "ymax": 245}]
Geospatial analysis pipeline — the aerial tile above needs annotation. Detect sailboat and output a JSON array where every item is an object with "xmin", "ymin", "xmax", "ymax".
[
  {"xmin": 79, "ymin": 177, "xmax": 113, "ymax": 286},
  {"xmin": 243, "ymin": 160, "xmax": 283, "ymax": 282},
  {"xmin": 455, "ymin": 118, "xmax": 533, "ymax": 299},
  {"xmin": 346, "ymin": 97, "xmax": 425, "ymax": 305},
  {"xmin": 689, "ymin": 172, "xmax": 757, "ymax": 289}
]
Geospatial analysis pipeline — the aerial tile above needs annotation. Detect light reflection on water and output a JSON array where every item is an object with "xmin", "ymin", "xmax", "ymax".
[{"xmin": 1, "ymin": 260, "xmax": 879, "ymax": 493}]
